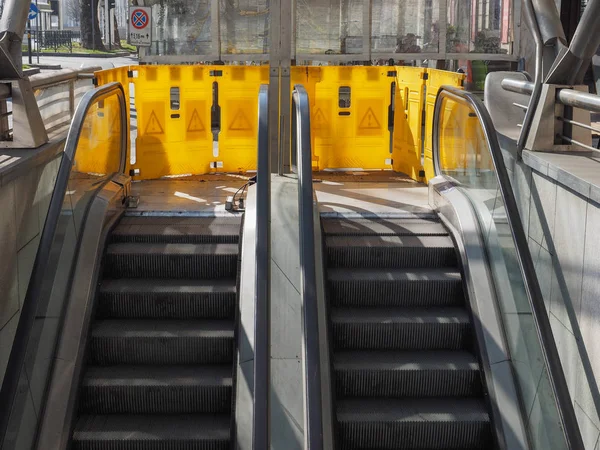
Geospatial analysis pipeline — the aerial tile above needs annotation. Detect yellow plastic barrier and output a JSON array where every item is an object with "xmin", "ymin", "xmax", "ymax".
[
  {"xmin": 423, "ymin": 69, "xmax": 465, "ymax": 180},
  {"xmin": 218, "ymin": 66, "xmax": 269, "ymax": 172},
  {"xmin": 291, "ymin": 67, "xmax": 318, "ymax": 167},
  {"xmin": 131, "ymin": 65, "xmax": 214, "ymax": 179},
  {"xmin": 74, "ymin": 93, "xmax": 123, "ymax": 176},
  {"xmin": 92, "ymin": 67, "xmax": 131, "ymax": 174},
  {"xmin": 392, "ymin": 67, "xmax": 427, "ymax": 181},
  {"xmin": 311, "ymin": 66, "xmax": 396, "ymax": 170},
  {"xmin": 91, "ymin": 65, "xmax": 468, "ymax": 181}
]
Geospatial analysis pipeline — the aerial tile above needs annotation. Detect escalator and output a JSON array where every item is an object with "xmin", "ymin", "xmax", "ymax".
[
  {"xmin": 292, "ymin": 84, "xmax": 586, "ymax": 450},
  {"xmin": 72, "ymin": 216, "xmax": 240, "ymax": 449},
  {"xmin": 323, "ymin": 216, "xmax": 492, "ymax": 449},
  {"xmin": 0, "ymin": 81, "xmax": 269, "ymax": 450}
]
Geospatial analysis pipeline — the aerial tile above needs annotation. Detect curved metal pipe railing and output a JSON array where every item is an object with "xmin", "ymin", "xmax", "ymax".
[
  {"xmin": 517, "ymin": 0, "xmax": 543, "ymax": 153},
  {"xmin": 253, "ymin": 84, "xmax": 271, "ymax": 450},
  {"xmin": 433, "ymin": 85, "xmax": 585, "ymax": 450},
  {"xmin": 0, "ymin": 81, "xmax": 127, "ymax": 447},
  {"xmin": 291, "ymin": 84, "xmax": 324, "ymax": 450}
]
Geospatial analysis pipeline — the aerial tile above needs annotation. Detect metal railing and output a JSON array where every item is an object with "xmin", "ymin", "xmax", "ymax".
[
  {"xmin": 0, "ymin": 81, "xmax": 127, "ymax": 448},
  {"xmin": 0, "ymin": 67, "xmax": 99, "ymax": 142},
  {"xmin": 516, "ymin": 0, "xmax": 543, "ymax": 152},
  {"xmin": 291, "ymin": 84, "xmax": 324, "ymax": 450},
  {"xmin": 502, "ymin": 78, "xmax": 600, "ymax": 151},
  {"xmin": 253, "ymin": 84, "xmax": 270, "ymax": 450},
  {"xmin": 433, "ymin": 84, "xmax": 585, "ymax": 450}
]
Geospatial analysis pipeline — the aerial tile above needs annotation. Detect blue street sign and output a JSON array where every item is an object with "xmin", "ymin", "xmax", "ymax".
[{"xmin": 28, "ymin": 3, "xmax": 38, "ymax": 21}]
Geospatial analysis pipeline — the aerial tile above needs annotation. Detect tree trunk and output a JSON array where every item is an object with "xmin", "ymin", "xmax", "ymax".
[
  {"xmin": 113, "ymin": 12, "xmax": 121, "ymax": 48},
  {"xmin": 80, "ymin": 0, "xmax": 106, "ymax": 50}
]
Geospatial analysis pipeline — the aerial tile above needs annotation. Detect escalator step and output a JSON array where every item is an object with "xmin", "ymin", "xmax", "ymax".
[
  {"xmin": 334, "ymin": 351, "xmax": 482, "ymax": 397},
  {"xmin": 104, "ymin": 243, "xmax": 239, "ymax": 279},
  {"xmin": 328, "ymin": 268, "xmax": 463, "ymax": 307},
  {"xmin": 112, "ymin": 217, "xmax": 241, "ymax": 244},
  {"xmin": 80, "ymin": 365, "xmax": 232, "ymax": 414},
  {"xmin": 72, "ymin": 414, "xmax": 230, "ymax": 450},
  {"xmin": 323, "ymin": 218, "xmax": 447, "ymax": 237},
  {"xmin": 331, "ymin": 307, "xmax": 471, "ymax": 351},
  {"xmin": 326, "ymin": 236, "xmax": 457, "ymax": 269},
  {"xmin": 336, "ymin": 398, "xmax": 492, "ymax": 450},
  {"xmin": 89, "ymin": 320, "xmax": 234, "ymax": 365},
  {"xmin": 98, "ymin": 279, "xmax": 236, "ymax": 319}
]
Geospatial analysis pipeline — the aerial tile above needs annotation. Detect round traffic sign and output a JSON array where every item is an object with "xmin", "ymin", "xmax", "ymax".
[{"xmin": 131, "ymin": 9, "xmax": 149, "ymax": 29}]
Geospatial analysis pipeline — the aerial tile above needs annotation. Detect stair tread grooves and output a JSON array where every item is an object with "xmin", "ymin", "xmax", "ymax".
[
  {"xmin": 323, "ymin": 218, "xmax": 447, "ymax": 236},
  {"xmin": 326, "ymin": 235, "xmax": 454, "ymax": 248},
  {"xmin": 119, "ymin": 217, "xmax": 242, "ymax": 226},
  {"xmin": 100, "ymin": 278, "xmax": 237, "ymax": 293},
  {"xmin": 334, "ymin": 351, "xmax": 479, "ymax": 370},
  {"xmin": 337, "ymin": 398, "xmax": 490, "ymax": 421},
  {"xmin": 91, "ymin": 319, "xmax": 234, "ymax": 338},
  {"xmin": 113, "ymin": 224, "xmax": 241, "ymax": 236},
  {"xmin": 73, "ymin": 414, "xmax": 231, "ymax": 439},
  {"xmin": 328, "ymin": 268, "xmax": 461, "ymax": 282},
  {"xmin": 83, "ymin": 365, "xmax": 232, "ymax": 386},
  {"xmin": 106, "ymin": 242, "xmax": 239, "ymax": 255},
  {"xmin": 331, "ymin": 307, "xmax": 470, "ymax": 324}
]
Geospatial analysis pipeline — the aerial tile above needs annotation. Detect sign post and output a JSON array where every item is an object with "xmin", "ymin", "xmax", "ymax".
[
  {"xmin": 128, "ymin": 6, "xmax": 151, "ymax": 47},
  {"xmin": 27, "ymin": 3, "xmax": 37, "ymax": 65}
]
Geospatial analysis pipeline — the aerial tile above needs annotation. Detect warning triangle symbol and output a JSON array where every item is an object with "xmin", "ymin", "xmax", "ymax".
[
  {"xmin": 358, "ymin": 108, "xmax": 381, "ymax": 129},
  {"xmin": 229, "ymin": 109, "xmax": 252, "ymax": 131},
  {"xmin": 187, "ymin": 109, "xmax": 205, "ymax": 132},
  {"xmin": 145, "ymin": 110, "xmax": 164, "ymax": 135},
  {"xmin": 313, "ymin": 108, "xmax": 327, "ymax": 129}
]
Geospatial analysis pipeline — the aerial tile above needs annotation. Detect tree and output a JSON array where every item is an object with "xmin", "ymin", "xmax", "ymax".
[
  {"xmin": 66, "ymin": 0, "xmax": 81, "ymax": 25},
  {"xmin": 80, "ymin": 0, "xmax": 106, "ymax": 50},
  {"xmin": 113, "ymin": 12, "xmax": 121, "ymax": 48}
]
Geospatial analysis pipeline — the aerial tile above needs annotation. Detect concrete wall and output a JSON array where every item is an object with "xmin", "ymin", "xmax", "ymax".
[
  {"xmin": 0, "ymin": 149, "xmax": 62, "ymax": 388},
  {"xmin": 500, "ymin": 138, "xmax": 600, "ymax": 450}
]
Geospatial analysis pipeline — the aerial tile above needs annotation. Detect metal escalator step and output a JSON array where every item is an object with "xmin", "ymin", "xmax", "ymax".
[
  {"xmin": 326, "ymin": 236, "xmax": 457, "ymax": 269},
  {"xmin": 331, "ymin": 307, "xmax": 472, "ymax": 351},
  {"xmin": 98, "ymin": 279, "xmax": 236, "ymax": 319},
  {"xmin": 334, "ymin": 351, "xmax": 482, "ymax": 398},
  {"xmin": 323, "ymin": 218, "xmax": 447, "ymax": 237},
  {"xmin": 80, "ymin": 365, "xmax": 232, "ymax": 414},
  {"xmin": 72, "ymin": 414, "xmax": 230, "ymax": 450},
  {"xmin": 328, "ymin": 268, "xmax": 463, "ymax": 307},
  {"xmin": 104, "ymin": 243, "xmax": 239, "ymax": 279},
  {"xmin": 112, "ymin": 217, "xmax": 241, "ymax": 244},
  {"xmin": 336, "ymin": 398, "xmax": 492, "ymax": 450},
  {"xmin": 90, "ymin": 320, "xmax": 234, "ymax": 365}
]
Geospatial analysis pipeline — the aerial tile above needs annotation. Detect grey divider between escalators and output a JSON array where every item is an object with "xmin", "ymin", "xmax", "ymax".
[
  {"xmin": 236, "ymin": 183, "xmax": 257, "ymax": 450},
  {"xmin": 35, "ymin": 174, "xmax": 130, "ymax": 450},
  {"xmin": 429, "ymin": 177, "xmax": 530, "ymax": 450},
  {"xmin": 270, "ymin": 175, "xmax": 304, "ymax": 450}
]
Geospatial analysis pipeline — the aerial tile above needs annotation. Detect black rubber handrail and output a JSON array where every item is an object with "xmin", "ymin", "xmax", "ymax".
[
  {"xmin": 0, "ymin": 82, "xmax": 127, "ymax": 447},
  {"xmin": 253, "ymin": 84, "xmax": 270, "ymax": 450},
  {"xmin": 432, "ymin": 85, "xmax": 585, "ymax": 450},
  {"xmin": 291, "ymin": 84, "xmax": 324, "ymax": 450}
]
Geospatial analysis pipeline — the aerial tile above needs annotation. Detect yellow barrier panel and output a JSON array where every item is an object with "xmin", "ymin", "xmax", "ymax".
[
  {"xmin": 392, "ymin": 67, "xmax": 427, "ymax": 181},
  {"xmin": 218, "ymin": 66, "xmax": 269, "ymax": 173},
  {"xmin": 132, "ymin": 65, "xmax": 213, "ymax": 180},
  {"xmin": 311, "ymin": 66, "xmax": 395, "ymax": 170},
  {"xmin": 74, "ymin": 93, "xmax": 123, "ymax": 176},
  {"xmin": 423, "ymin": 69, "xmax": 465, "ymax": 180},
  {"xmin": 438, "ymin": 96, "xmax": 493, "ymax": 174},
  {"xmin": 291, "ymin": 66, "xmax": 318, "ymax": 167},
  {"xmin": 93, "ymin": 67, "xmax": 131, "ymax": 174}
]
